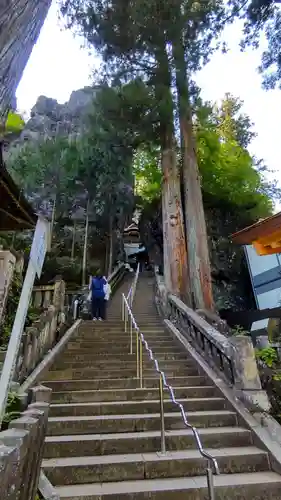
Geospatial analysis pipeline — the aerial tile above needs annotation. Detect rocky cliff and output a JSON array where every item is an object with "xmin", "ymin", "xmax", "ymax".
[{"xmin": 7, "ymin": 86, "xmax": 97, "ymax": 152}]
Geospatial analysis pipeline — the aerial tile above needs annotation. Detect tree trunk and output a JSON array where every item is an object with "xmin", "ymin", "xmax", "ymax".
[
  {"xmin": 82, "ymin": 198, "xmax": 90, "ymax": 286},
  {"xmin": 0, "ymin": 0, "xmax": 51, "ymax": 122},
  {"xmin": 49, "ymin": 193, "xmax": 56, "ymax": 250},
  {"xmin": 71, "ymin": 220, "xmax": 76, "ymax": 260},
  {"xmin": 107, "ymin": 216, "xmax": 113, "ymax": 277},
  {"xmin": 173, "ymin": 41, "xmax": 214, "ymax": 311},
  {"xmin": 155, "ymin": 43, "xmax": 190, "ymax": 303}
]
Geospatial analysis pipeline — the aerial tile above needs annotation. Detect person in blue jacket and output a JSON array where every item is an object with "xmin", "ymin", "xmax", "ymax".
[{"xmin": 91, "ymin": 274, "xmax": 107, "ymax": 320}]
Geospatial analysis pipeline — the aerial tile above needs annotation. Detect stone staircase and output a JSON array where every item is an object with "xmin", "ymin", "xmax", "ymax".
[{"xmin": 40, "ymin": 276, "xmax": 281, "ymax": 498}]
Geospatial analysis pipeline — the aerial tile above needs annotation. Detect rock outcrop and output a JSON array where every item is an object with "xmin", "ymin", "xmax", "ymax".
[{"xmin": 11, "ymin": 86, "xmax": 97, "ymax": 147}]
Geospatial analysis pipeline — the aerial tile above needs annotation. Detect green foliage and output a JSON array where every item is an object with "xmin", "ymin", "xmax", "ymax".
[
  {"xmin": 0, "ymin": 111, "xmax": 25, "ymax": 138},
  {"xmin": 134, "ymin": 93, "xmax": 275, "ymax": 218},
  {"xmin": 197, "ymin": 130, "xmax": 272, "ymax": 218},
  {"xmin": 231, "ymin": 325, "xmax": 249, "ymax": 336},
  {"xmin": 6, "ymin": 95, "xmax": 135, "ymax": 275},
  {"xmin": 2, "ymin": 392, "xmax": 22, "ymax": 430},
  {"xmin": 1, "ymin": 271, "xmax": 40, "ymax": 347},
  {"xmin": 5, "ymin": 111, "xmax": 25, "ymax": 134},
  {"xmin": 134, "ymin": 148, "xmax": 162, "ymax": 203},
  {"xmin": 40, "ymin": 255, "xmax": 99, "ymax": 287},
  {"xmin": 212, "ymin": 93, "xmax": 257, "ymax": 149},
  {"xmin": 231, "ymin": 0, "xmax": 281, "ymax": 89},
  {"xmin": 8, "ymin": 113, "xmax": 134, "ymax": 224},
  {"xmin": 256, "ymin": 347, "xmax": 278, "ymax": 368}
]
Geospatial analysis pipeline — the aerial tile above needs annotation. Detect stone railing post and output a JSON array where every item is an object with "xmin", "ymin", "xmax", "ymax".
[
  {"xmin": 154, "ymin": 270, "xmax": 168, "ymax": 316},
  {"xmin": 230, "ymin": 336, "xmax": 270, "ymax": 411},
  {"xmin": 0, "ymin": 250, "xmax": 16, "ymax": 326},
  {"xmin": 0, "ymin": 384, "xmax": 51, "ymax": 500},
  {"xmin": 52, "ymin": 279, "xmax": 66, "ymax": 326}
]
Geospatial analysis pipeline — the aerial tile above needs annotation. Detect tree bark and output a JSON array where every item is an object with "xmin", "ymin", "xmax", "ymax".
[
  {"xmin": 0, "ymin": 0, "xmax": 51, "ymax": 121},
  {"xmin": 49, "ymin": 193, "xmax": 56, "ymax": 250},
  {"xmin": 172, "ymin": 41, "xmax": 214, "ymax": 310},
  {"xmin": 82, "ymin": 198, "xmax": 90, "ymax": 286},
  {"xmin": 107, "ymin": 215, "xmax": 113, "ymax": 277},
  {"xmin": 71, "ymin": 220, "xmax": 76, "ymax": 260},
  {"xmin": 155, "ymin": 43, "xmax": 190, "ymax": 303}
]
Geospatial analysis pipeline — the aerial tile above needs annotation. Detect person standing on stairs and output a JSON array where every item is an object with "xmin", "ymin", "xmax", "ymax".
[{"xmin": 91, "ymin": 274, "xmax": 107, "ymax": 321}]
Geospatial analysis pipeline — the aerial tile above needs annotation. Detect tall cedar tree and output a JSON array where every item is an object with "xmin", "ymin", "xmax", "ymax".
[{"xmin": 61, "ymin": 0, "xmax": 229, "ymax": 307}]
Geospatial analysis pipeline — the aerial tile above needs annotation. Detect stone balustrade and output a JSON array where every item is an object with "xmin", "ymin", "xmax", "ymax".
[
  {"xmin": 155, "ymin": 270, "xmax": 270, "ymax": 412},
  {"xmin": 15, "ymin": 280, "xmax": 66, "ymax": 385},
  {"xmin": 0, "ymin": 385, "xmax": 51, "ymax": 500},
  {"xmin": 31, "ymin": 284, "xmax": 56, "ymax": 310}
]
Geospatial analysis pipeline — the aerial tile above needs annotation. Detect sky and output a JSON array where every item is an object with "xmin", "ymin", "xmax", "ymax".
[{"xmin": 16, "ymin": 1, "xmax": 281, "ymax": 207}]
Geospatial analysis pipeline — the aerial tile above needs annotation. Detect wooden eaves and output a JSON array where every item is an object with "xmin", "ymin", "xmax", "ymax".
[
  {"xmin": 231, "ymin": 212, "xmax": 281, "ymax": 255},
  {"xmin": 0, "ymin": 144, "xmax": 36, "ymax": 231}
]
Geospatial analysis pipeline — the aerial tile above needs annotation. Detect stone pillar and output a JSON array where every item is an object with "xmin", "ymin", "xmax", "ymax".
[
  {"xmin": 256, "ymin": 335, "xmax": 270, "ymax": 349},
  {"xmin": 53, "ymin": 279, "xmax": 65, "ymax": 325},
  {"xmin": 0, "ymin": 250, "xmax": 16, "ymax": 326},
  {"xmin": 15, "ymin": 255, "xmax": 24, "ymax": 277},
  {"xmin": 231, "ymin": 335, "xmax": 270, "ymax": 411}
]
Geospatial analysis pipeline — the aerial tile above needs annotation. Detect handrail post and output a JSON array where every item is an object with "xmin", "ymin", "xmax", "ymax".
[
  {"xmin": 136, "ymin": 330, "xmax": 139, "ymax": 379},
  {"xmin": 206, "ymin": 461, "xmax": 215, "ymax": 500},
  {"xmin": 159, "ymin": 374, "xmax": 166, "ymax": 454},
  {"xmin": 139, "ymin": 337, "xmax": 143, "ymax": 388},
  {"xmin": 130, "ymin": 314, "xmax": 133, "ymax": 355},
  {"xmin": 125, "ymin": 304, "xmax": 128, "ymax": 333},
  {"xmin": 121, "ymin": 295, "xmax": 124, "ymax": 321}
]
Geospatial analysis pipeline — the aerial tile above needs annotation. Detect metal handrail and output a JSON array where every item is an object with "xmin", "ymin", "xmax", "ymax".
[
  {"xmin": 126, "ymin": 263, "xmax": 140, "ymax": 306},
  {"xmin": 122, "ymin": 263, "xmax": 140, "ymax": 354},
  {"xmin": 121, "ymin": 289, "xmax": 219, "ymax": 500}
]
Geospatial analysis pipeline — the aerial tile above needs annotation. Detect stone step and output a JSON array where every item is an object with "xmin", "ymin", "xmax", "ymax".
[
  {"xmin": 58, "ymin": 352, "xmax": 189, "ymax": 362},
  {"xmin": 51, "ymin": 385, "xmax": 219, "ymax": 404},
  {"xmin": 47, "ymin": 411, "xmax": 237, "ymax": 436},
  {"xmin": 81, "ymin": 321, "xmax": 162, "ymax": 327},
  {"xmin": 44, "ymin": 427, "xmax": 253, "ymax": 459},
  {"xmin": 49, "ymin": 397, "xmax": 226, "ymax": 417},
  {"xmin": 75, "ymin": 332, "xmax": 171, "ymax": 339},
  {"xmin": 49, "ymin": 472, "xmax": 281, "ymax": 499},
  {"xmin": 64, "ymin": 344, "xmax": 184, "ymax": 356},
  {"xmin": 43, "ymin": 446, "xmax": 269, "ymax": 486},
  {"xmin": 67, "ymin": 340, "xmax": 176, "ymax": 348},
  {"xmin": 42, "ymin": 376, "xmax": 208, "ymax": 392},
  {"xmin": 80, "ymin": 326, "xmax": 165, "ymax": 332},
  {"xmin": 76, "ymin": 337, "xmax": 170, "ymax": 345},
  {"xmin": 46, "ymin": 367, "xmax": 199, "ymax": 381},
  {"xmin": 51, "ymin": 359, "xmax": 195, "ymax": 371}
]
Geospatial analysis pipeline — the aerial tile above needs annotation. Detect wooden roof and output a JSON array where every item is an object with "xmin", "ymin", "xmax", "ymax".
[
  {"xmin": 231, "ymin": 212, "xmax": 281, "ymax": 255},
  {"xmin": 0, "ymin": 144, "xmax": 36, "ymax": 231},
  {"xmin": 231, "ymin": 212, "xmax": 281, "ymax": 244}
]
